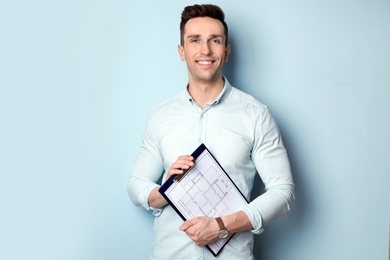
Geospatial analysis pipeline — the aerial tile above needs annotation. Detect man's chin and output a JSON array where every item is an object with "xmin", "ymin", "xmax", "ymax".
[{"xmin": 191, "ymin": 72, "xmax": 222, "ymax": 83}]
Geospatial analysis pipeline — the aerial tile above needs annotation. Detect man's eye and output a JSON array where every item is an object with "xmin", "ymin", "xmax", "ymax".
[
  {"xmin": 191, "ymin": 39, "xmax": 199, "ymax": 43},
  {"xmin": 211, "ymin": 39, "xmax": 221, "ymax": 44}
]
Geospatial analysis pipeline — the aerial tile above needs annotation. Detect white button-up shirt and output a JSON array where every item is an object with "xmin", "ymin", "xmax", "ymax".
[{"xmin": 128, "ymin": 78, "xmax": 294, "ymax": 260}]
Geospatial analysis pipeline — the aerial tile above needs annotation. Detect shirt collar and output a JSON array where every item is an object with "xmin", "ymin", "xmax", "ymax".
[{"xmin": 184, "ymin": 76, "xmax": 232, "ymax": 105}]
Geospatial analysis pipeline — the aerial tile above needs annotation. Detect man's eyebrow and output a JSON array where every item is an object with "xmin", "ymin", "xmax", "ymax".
[
  {"xmin": 209, "ymin": 34, "xmax": 224, "ymax": 39},
  {"xmin": 187, "ymin": 34, "xmax": 201, "ymax": 39},
  {"xmin": 186, "ymin": 34, "xmax": 224, "ymax": 39}
]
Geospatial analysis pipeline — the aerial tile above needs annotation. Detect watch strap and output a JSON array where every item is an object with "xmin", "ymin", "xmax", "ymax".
[{"xmin": 215, "ymin": 217, "xmax": 226, "ymax": 231}]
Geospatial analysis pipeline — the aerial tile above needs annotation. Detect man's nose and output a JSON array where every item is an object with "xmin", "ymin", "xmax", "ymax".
[{"xmin": 200, "ymin": 42, "xmax": 212, "ymax": 55}]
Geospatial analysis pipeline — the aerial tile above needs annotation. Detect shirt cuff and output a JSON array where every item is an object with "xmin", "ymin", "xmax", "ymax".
[
  {"xmin": 138, "ymin": 183, "xmax": 164, "ymax": 217},
  {"xmin": 242, "ymin": 204, "xmax": 265, "ymax": 235}
]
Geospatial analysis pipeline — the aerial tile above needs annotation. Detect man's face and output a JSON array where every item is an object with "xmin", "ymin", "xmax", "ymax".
[{"xmin": 178, "ymin": 17, "xmax": 231, "ymax": 84}]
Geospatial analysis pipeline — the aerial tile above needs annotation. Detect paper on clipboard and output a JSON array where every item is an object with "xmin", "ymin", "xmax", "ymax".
[{"xmin": 159, "ymin": 143, "xmax": 248, "ymax": 256}]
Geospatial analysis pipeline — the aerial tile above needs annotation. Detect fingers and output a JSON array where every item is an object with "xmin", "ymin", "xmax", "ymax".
[
  {"xmin": 179, "ymin": 217, "xmax": 195, "ymax": 231},
  {"xmin": 179, "ymin": 218, "xmax": 202, "ymax": 245},
  {"xmin": 175, "ymin": 155, "xmax": 195, "ymax": 171},
  {"xmin": 167, "ymin": 155, "xmax": 194, "ymax": 179}
]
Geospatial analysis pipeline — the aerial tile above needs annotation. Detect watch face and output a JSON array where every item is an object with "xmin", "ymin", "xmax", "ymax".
[{"xmin": 218, "ymin": 229, "xmax": 229, "ymax": 239}]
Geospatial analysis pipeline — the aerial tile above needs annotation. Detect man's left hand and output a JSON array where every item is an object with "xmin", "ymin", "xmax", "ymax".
[{"xmin": 179, "ymin": 216, "xmax": 220, "ymax": 247}]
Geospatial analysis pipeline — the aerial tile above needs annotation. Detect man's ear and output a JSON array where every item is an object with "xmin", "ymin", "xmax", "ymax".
[
  {"xmin": 224, "ymin": 44, "xmax": 231, "ymax": 63},
  {"xmin": 178, "ymin": 44, "xmax": 185, "ymax": 61}
]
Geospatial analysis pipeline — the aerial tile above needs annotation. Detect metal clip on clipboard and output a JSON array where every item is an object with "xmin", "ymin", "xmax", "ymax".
[{"xmin": 173, "ymin": 164, "xmax": 195, "ymax": 182}]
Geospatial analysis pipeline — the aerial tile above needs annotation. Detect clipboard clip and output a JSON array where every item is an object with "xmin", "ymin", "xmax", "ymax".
[{"xmin": 173, "ymin": 165, "xmax": 194, "ymax": 182}]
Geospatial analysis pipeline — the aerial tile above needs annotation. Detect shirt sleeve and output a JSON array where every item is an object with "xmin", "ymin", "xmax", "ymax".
[
  {"xmin": 127, "ymin": 113, "xmax": 165, "ymax": 216},
  {"xmin": 242, "ymin": 107, "xmax": 295, "ymax": 234}
]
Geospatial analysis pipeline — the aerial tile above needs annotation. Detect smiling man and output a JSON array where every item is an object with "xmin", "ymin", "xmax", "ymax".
[
  {"xmin": 178, "ymin": 16, "xmax": 230, "ymax": 102},
  {"xmin": 128, "ymin": 4, "xmax": 294, "ymax": 260}
]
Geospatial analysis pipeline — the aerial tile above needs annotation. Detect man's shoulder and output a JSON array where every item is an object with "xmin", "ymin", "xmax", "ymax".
[
  {"xmin": 148, "ymin": 91, "xmax": 186, "ymax": 117},
  {"xmin": 228, "ymin": 86, "xmax": 268, "ymax": 111}
]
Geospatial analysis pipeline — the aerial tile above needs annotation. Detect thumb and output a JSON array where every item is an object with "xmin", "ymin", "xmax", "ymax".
[{"xmin": 179, "ymin": 219, "xmax": 194, "ymax": 231}]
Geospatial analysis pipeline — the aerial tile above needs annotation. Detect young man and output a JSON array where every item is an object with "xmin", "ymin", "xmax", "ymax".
[{"xmin": 128, "ymin": 4, "xmax": 294, "ymax": 259}]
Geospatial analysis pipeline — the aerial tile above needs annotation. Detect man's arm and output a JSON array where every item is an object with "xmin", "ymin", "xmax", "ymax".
[
  {"xmin": 245, "ymin": 107, "xmax": 294, "ymax": 232},
  {"xmin": 128, "ymin": 113, "xmax": 164, "ymax": 211},
  {"xmin": 179, "ymin": 210, "xmax": 253, "ymax": 247},
  {"xmin": 179, "ymin": 183, "xmax": 294, "ymax": 247}
]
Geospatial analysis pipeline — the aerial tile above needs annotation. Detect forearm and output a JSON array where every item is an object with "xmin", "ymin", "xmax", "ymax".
[
  {"xmin": 179, "ymin": 210, "xmax": 253, "ymax": 247},
  {"xmin": 148, "ymin": 186, "xmax": 168, "ymax": 209},
  {"xmin": 243, "ymin": 184, "xmax": 294, "ymax": 233},
  {"xmin": 221, "ymin": 210, "xmax": 253, "ymax": 234}
]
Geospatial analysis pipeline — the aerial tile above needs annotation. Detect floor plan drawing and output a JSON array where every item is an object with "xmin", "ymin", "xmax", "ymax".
[{"xmin": 178, "ymin": 165, "xmax": 232, "ymax": 218}]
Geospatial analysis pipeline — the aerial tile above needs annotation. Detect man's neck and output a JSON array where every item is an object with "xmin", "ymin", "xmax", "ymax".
[{"xmin": 187, "ymin": 76, "xmax": 225, "ymax": 109}]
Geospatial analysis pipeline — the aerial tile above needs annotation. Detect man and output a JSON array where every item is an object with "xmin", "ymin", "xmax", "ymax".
[{"xmin": 128, "ymin": 4, "xmax": 294, "ymax": 259}]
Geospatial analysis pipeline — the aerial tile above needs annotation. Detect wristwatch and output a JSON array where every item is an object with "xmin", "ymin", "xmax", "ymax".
[{"xmin": 215, "ymin": 217, "xmax": 229, "ymax": 239}]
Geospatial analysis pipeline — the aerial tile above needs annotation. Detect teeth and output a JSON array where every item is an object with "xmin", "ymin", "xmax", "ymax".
[{"xmin": 198, "ymin": 61, "xmax": 212, "ymax": 65}]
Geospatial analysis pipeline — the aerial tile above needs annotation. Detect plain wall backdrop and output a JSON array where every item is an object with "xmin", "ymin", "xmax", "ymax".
[{"xmin": 0, "ymin": 0, "xmax": 389, "ymax": 259}]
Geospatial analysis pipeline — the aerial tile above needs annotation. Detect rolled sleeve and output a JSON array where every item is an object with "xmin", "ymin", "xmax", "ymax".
[
  {"xmin": 243, "ymin": 184, "xmax": 295, "ymax": 233},
  {"xmin": 242, "ymin": 205, "xmax": 264, "ymax": 234},
  {"xmin": 127, "ymin": 175, "xmax": 162, "ymax": 216}
]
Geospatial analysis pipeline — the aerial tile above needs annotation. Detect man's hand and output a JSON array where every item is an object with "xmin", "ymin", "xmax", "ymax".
[
  {"xmin": 179, "ymin": 217, "xmax": 220, "ymax": 247},
  {"xmin": 148, "ymin": 155, "xmax": 194, "ymax": 209},
  {"xmin": 166, "ymin": 155, "xmax": 194, "ymax": 180}
]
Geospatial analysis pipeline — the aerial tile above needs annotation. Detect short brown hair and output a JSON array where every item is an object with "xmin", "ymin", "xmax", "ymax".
[{"xmin": 180, "ymin": 4, "xmax": 229, "ymax": 46}]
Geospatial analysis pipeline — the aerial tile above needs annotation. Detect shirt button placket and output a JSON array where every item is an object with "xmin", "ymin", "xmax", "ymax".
[
  {"xmin": 199, "ymin": 105, "xmax": 211, "ymax": 144},
  {"xmin": 198, "ymin": 113, "xmax": 204, "ymax": 143}
]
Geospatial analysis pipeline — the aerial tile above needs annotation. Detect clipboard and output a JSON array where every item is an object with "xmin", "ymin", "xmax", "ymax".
[{"xmin": 159, "ymin": 143, "xmax": 248, "ymax": 256}]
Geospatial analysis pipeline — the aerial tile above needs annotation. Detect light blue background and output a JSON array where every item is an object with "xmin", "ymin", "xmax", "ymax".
[{"xmin": 1, "ymin": 1, "xmax": 389, "ymax": 259}]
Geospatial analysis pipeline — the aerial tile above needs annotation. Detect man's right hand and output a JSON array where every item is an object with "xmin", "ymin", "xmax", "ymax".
[
  {"xmin": 166, "ymin": 155, "xmax": 195, "ymax": 180},
  {"xmin": 148, "ymin": 155, "xmax": 195, "ymax": 209}
]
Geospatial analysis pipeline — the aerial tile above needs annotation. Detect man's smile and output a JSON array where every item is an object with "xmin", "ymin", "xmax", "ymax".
[
  {"xmin": 196, "ymin": 59, "xmax": 216, "ymax": 67},
  {"xmin": 197, "ymin": 60, "xmax": 213, "ymax": 65}
]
